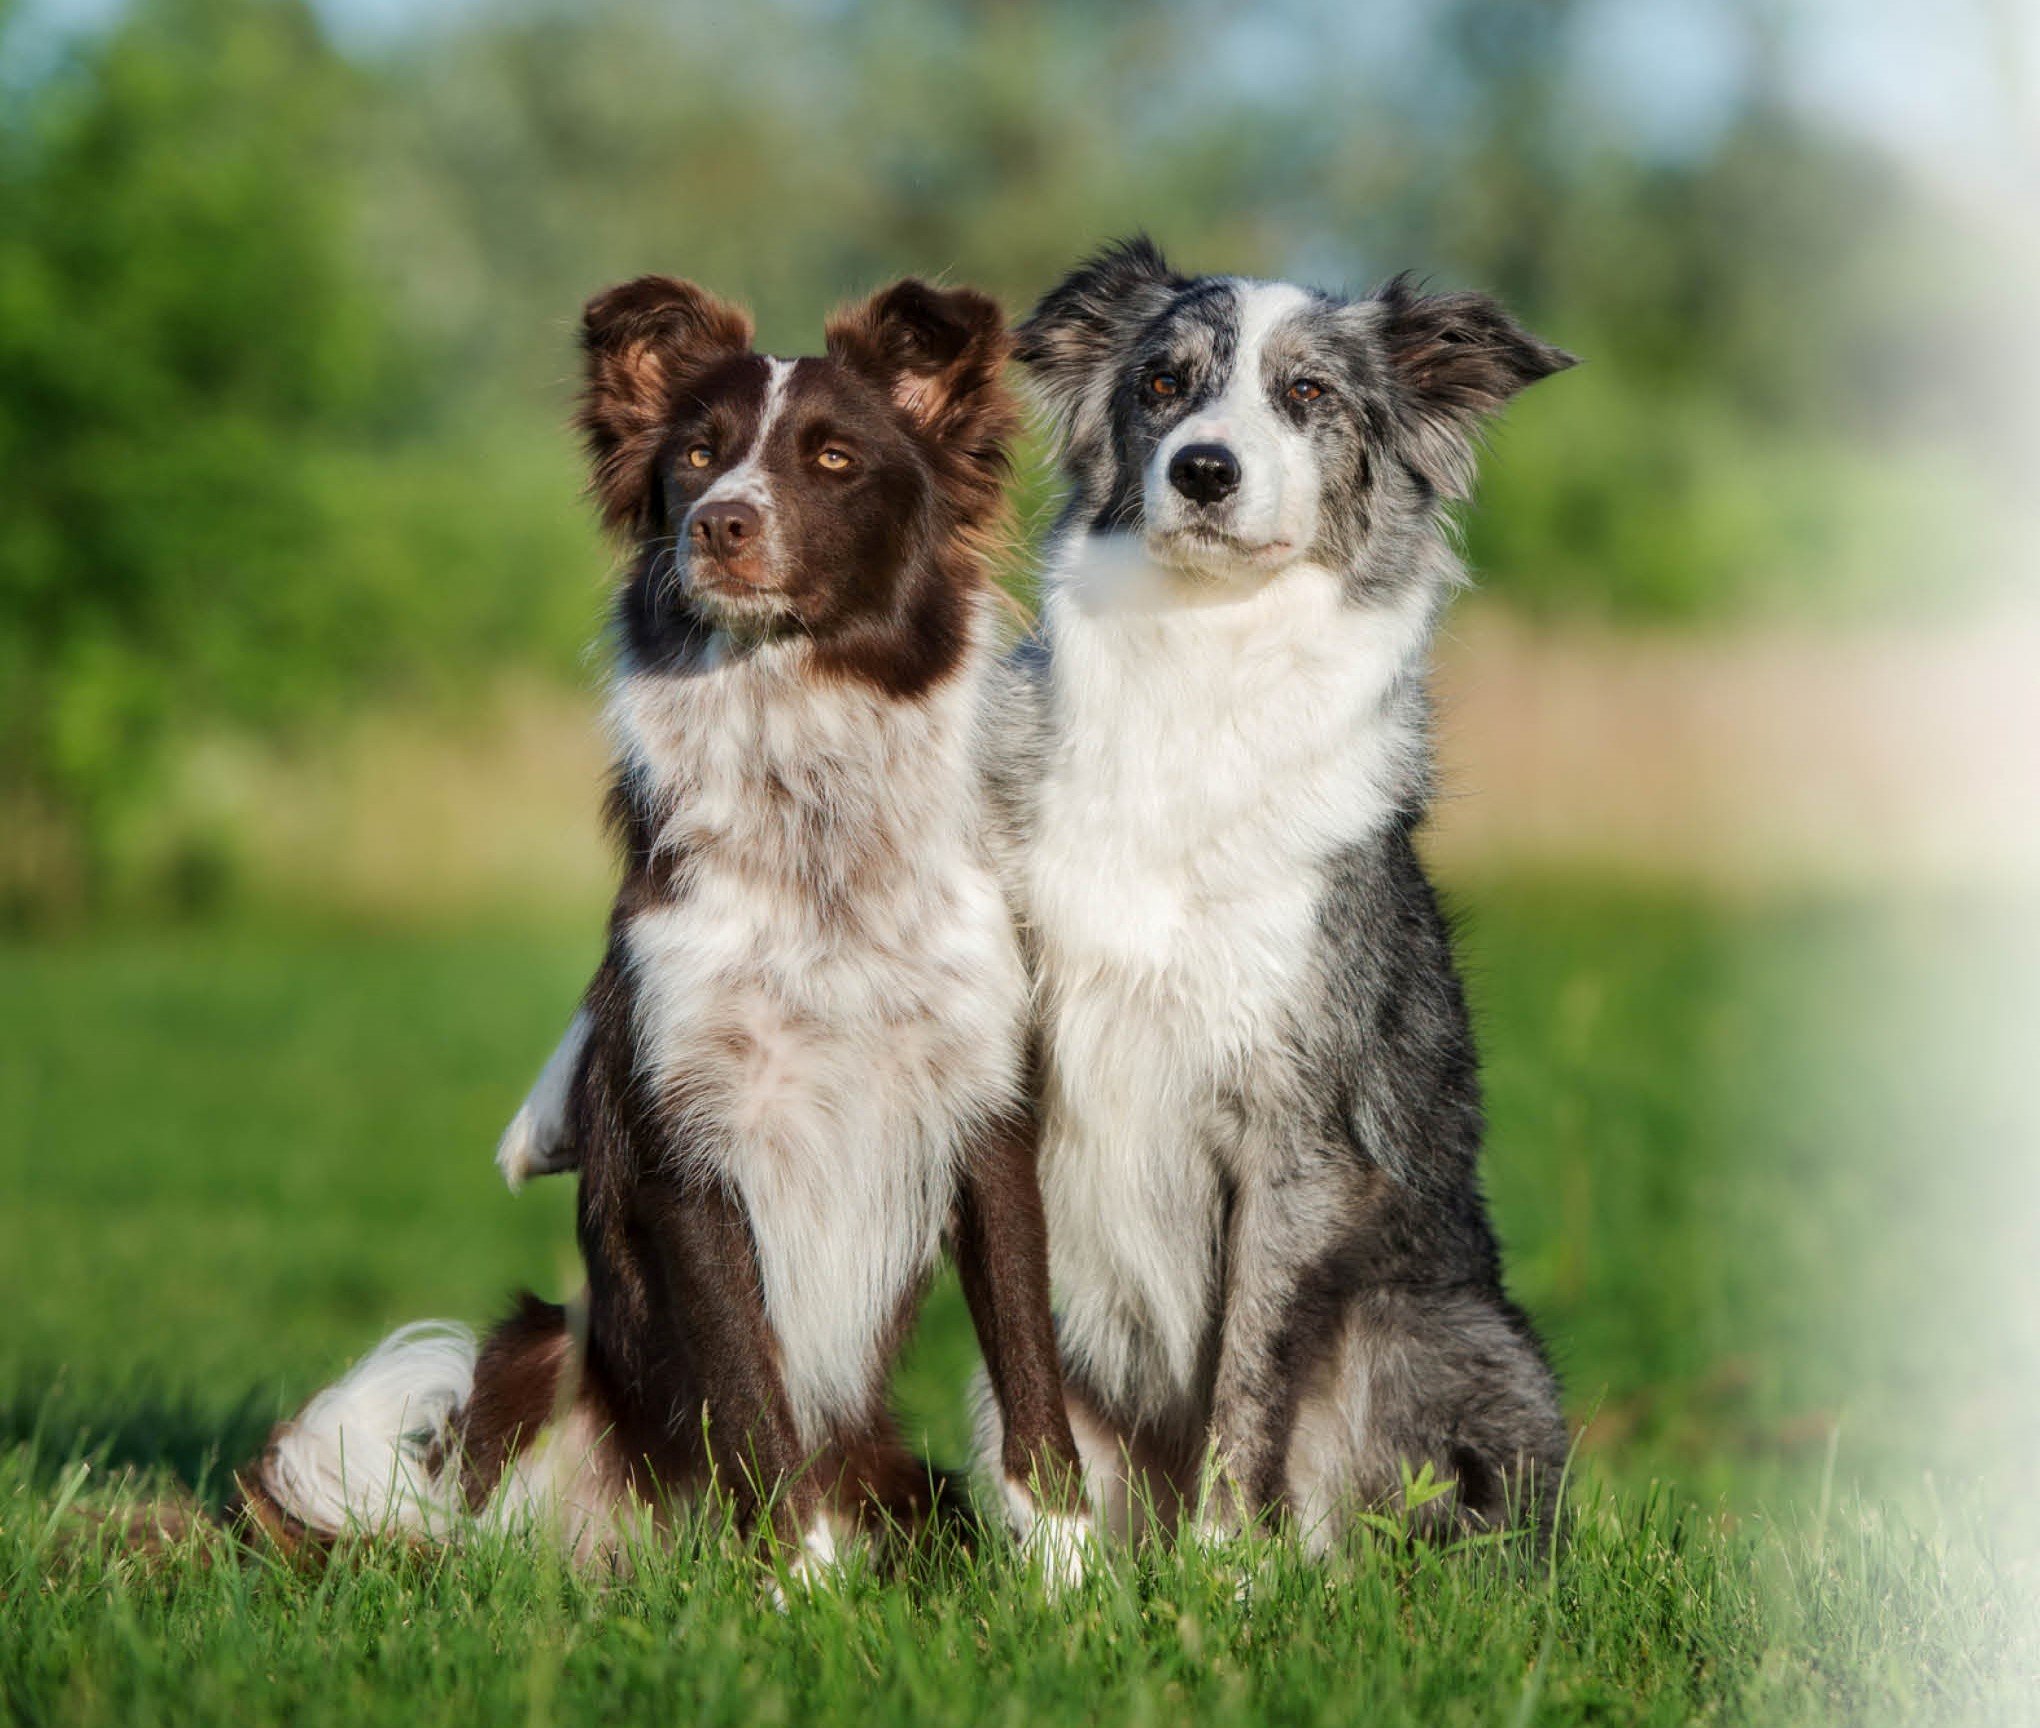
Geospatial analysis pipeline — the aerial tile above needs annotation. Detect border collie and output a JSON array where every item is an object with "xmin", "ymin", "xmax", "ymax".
[
  {"xmin": 978, "ymin": 238, "xmax": 1576, "ymax": 1549},
  {"xmin": 235, "ymin": 274, "xmax": 1086, "ymax": 1585}
]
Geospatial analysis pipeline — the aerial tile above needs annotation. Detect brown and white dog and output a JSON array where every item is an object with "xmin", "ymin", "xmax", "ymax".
[{"xmin": 234, "ymin": 275, "xmax": 1087, "ymax": 1586}]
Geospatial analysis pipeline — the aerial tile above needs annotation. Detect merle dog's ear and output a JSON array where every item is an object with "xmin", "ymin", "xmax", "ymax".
[
  {"xmin": 1374, "ymin": 275, "xmax": 1575, "ymax": 500},
  {"xmin": 578, "ymin": 275, "xmax": 754, "ymax": 534},
  {"xmin": 827, "ymin": 279, "xmax": 1018, "ymax": 500},
  {"xmin": 1015, "ymin": 236, "xmax": 1186, "ymax": 442}
]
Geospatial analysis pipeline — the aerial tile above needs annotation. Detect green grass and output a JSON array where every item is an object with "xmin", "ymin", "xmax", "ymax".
[
  {"xmin": 2, "ymin": 884, "xmax": 2035, "ymax": 1725},
  {"xmin": 3, "ymin": 1479, "xmax": 2025, "ymax": 1728}
]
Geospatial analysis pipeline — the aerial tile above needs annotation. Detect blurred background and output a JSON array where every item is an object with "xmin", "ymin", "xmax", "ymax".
[{"xmin": 2, "ymin": 0, "xmax": 2035, "ymax": 1533}]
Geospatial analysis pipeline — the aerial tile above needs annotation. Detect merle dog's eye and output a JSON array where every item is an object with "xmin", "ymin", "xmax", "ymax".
[
  {"xmin": 815, "ymin": 447, "xmax": 853, "ymax": 472},
  {"xmin": 1287, "ymin": 379, "xmax": 1325, "ymax": 404},
  {"xmin": 1148, "ymin": 371, "xmax": 1180, "ymax": 399},
  {"xmin": 685, "ymin": 443, "xmax": 714, "ymax": 469}
]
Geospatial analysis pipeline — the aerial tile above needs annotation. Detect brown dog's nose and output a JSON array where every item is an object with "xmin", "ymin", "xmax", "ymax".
[{"xmin": 690, "ymin": 499, "xmax": 763, "ymax": 563}]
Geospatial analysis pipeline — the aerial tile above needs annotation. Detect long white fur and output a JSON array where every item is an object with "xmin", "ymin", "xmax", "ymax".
[
  {"xmin": 615, "ymin": 600, "xmax": 1029, "ymax": 1449},
  {"xmin": 1026, "ymin": 284, "xmax": 1439, "ymax": 1426},
  {"xmin": 261, "ymin": 1316, "xmax": 642, "ymax": 1556}
]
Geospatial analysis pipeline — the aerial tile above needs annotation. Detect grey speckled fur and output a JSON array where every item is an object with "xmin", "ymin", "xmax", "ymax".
[{"xmin": 978, "ymin": 238, "xmax": 1576, "ymax": 1550}]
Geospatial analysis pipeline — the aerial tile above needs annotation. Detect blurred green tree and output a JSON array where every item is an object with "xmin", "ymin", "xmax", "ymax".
[
  {"xmin": 0, "ymin": 0, "xmax": 2018, "ymax": 920},
  {"xmin": 0, "ymin": 0, "xmax": 406, "ymax": 913}
]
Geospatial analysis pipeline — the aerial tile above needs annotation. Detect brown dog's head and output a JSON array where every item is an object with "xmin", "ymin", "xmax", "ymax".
[{"xmin": 577, "ymin": 275, "xmax": 1015, "ymax": 696}]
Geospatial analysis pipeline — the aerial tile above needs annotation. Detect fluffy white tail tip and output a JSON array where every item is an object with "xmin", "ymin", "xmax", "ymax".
[{"xmin": 260, "ymin": 1320, "xmax": 478, "ymax": 1539}]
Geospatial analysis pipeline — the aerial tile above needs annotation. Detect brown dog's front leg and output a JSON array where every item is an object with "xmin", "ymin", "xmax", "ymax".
[
  {"xmin": 952, "ymin": 1106, "xmax": 1089, "ymax": 1578},
  {"xmin": 638, "ymin": 1178, "xmax": 823, "ymax": 1557}
]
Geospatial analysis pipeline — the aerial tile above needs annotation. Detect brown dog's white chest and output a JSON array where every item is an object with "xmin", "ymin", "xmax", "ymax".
[{"xmin": 615, "ymin": 647, "xmax": 1027, "ymax": 1444}]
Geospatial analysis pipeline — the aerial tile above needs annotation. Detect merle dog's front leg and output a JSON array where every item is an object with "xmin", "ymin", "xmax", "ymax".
[
  {"xmin": 1201, "ymin": 1150, "xmax": 1353, "ymax": 1538},
  {"xmin": 951, "ymin": 1105, "xmax": 1089, "ymax": 1579}
]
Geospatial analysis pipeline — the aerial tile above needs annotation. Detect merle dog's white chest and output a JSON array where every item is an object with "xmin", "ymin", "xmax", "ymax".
[
  {"xmin": 1025, "ymin": 546, "xmax": 1429, "ymax": 1409},
  {"xmin": 616, "ymin": 653, "xmax": 1026, "ymax": 1445}
]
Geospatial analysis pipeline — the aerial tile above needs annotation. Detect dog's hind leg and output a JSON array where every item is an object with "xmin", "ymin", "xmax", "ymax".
[
  {"xmin": 462, "ymin": 1295, "xmax": 650, "ymax": 1565},
  {"xmin": 811, "ymin": 1418, "xmax": 975, "ymax": 1580},
  {"xmin": 1285, "ymin": 1286, "xmax": 1568, "ymax": 1553}
]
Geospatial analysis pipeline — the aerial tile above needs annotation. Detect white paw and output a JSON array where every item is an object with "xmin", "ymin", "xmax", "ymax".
[
  {"xmin": 497, "ymin": 1008, "xmax": 589, "ymax": 1191},
  {"xmin": 1003, "ymin": 1477, "xmax": 1095, "ymax": 1596},
  {"xmin": 494, "ymin": 1107, "xmax": 541, "ymax": 1192},
  {"xmin": 767, "ymin": 1515, "xmax": 844, "ymax": 1611},
  {"xmin": 1027, "ymin": 1510, "xmax": 1095, "ymax": 1595},
  {"xmin": 493, "ymin": 1100, "xmax": 576, "ymax": 1190}
]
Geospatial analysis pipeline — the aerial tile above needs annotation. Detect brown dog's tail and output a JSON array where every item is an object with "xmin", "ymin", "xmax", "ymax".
[{"xmin": 230, "ymin": 1321, "xmax": 478, "ymax": 1548}]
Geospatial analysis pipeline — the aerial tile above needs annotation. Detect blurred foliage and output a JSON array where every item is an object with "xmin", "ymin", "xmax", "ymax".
[
  {"xmin": 0, "ymin": 0, "xmax": 2023, "ymax": 914},
  {"xmin": 1, "ymin": 0, "xmax": 393, "ymax": 913}
]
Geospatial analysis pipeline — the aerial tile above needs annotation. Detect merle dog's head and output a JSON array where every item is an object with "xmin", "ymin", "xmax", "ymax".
[
  {"xmin": 577, "ymin": 274, "xmax": 1015, "ymax": 694},
  {"xmin": 1017, "ymin": 237, "xmax": 1574, "ymax": 594}
]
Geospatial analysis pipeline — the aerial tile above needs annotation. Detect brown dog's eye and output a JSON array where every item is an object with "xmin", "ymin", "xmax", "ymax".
[
  {"xmin": 816, "ymin": 448, "xmax": 853, "ymax": 471},
  {"xmin": 1287, "ymin": 379, "xmax": 1325, "ymax": 404},
  {"xmin": 1148, "ymin": 372, "xmax": 1180, "ymax": 399},
  {"xmin": 685, "ymin": 444, "xmax": 714, "ymax": 469}
]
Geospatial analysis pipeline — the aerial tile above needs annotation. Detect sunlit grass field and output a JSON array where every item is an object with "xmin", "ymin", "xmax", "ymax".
[{"xmin": 2, "ymin": 882, "xmax": 2033, "ymax": 1725}]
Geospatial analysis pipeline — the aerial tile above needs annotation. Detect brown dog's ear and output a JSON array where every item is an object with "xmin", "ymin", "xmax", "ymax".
[
  {"xmin": 825, "ymin": 280, "xmax": 1016, "ymax": 484},
  {"xmin": 1375, "ymin": 275, "xmax": 1576, "ymax": 500},
  {"xmin": 578, "ymin": 275, "xmax": 753, "ymax": 534}
]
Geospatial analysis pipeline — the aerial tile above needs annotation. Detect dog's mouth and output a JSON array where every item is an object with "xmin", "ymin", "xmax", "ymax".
[
  {"xmin": 686, "ymin": 557, "xmax": 797, "ymax": 634},
  {"xmin": 1148, "ymin": 523, "xmax": 1296, "ymax": 575}
]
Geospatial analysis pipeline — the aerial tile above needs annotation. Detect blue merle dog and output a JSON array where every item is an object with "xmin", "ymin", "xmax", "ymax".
[{"xmin": 976, "ymin": 238, "xmax": 1577, "ymax": 1551}]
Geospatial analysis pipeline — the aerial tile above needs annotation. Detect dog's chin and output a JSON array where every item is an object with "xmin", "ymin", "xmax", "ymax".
[
  {"xmin": 687, "ymin": 568, "xmax": 796, "ymax": 642},
  {"xmin": 1145, "ymin": 523, "xmax": 1299, "ymax": 586}
]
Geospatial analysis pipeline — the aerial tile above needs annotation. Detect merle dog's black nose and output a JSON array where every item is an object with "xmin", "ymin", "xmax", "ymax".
[
  {"xmin": 1167, "ymin": 443, "xmax": 1241, "ymax": 506},
  {"xmin": 690, "ymin": 499, "xmax": 763, "ymax": 561}
]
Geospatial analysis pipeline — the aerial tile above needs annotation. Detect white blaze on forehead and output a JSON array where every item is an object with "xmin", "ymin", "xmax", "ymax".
[
  {"xmin": 697, "ymin": 356, "xmax": 797, "ymax": 513},
  {"xmin": 1206, "ymin": 280, "xmax": 1314, "ymax": 434},
  {"xmin": 1149, "ymin": 280, "xmax": 1321, "ymax": 557}
]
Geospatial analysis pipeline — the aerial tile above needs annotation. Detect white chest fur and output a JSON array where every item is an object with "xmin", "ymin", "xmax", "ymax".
[
  {"xmin": 616, "ymin": 639, "xmax": 1027, "ymax": 1446},
  {"xmin": 1026, "ymin": 538, "xmax": 1432, "ymax": 1409}
]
